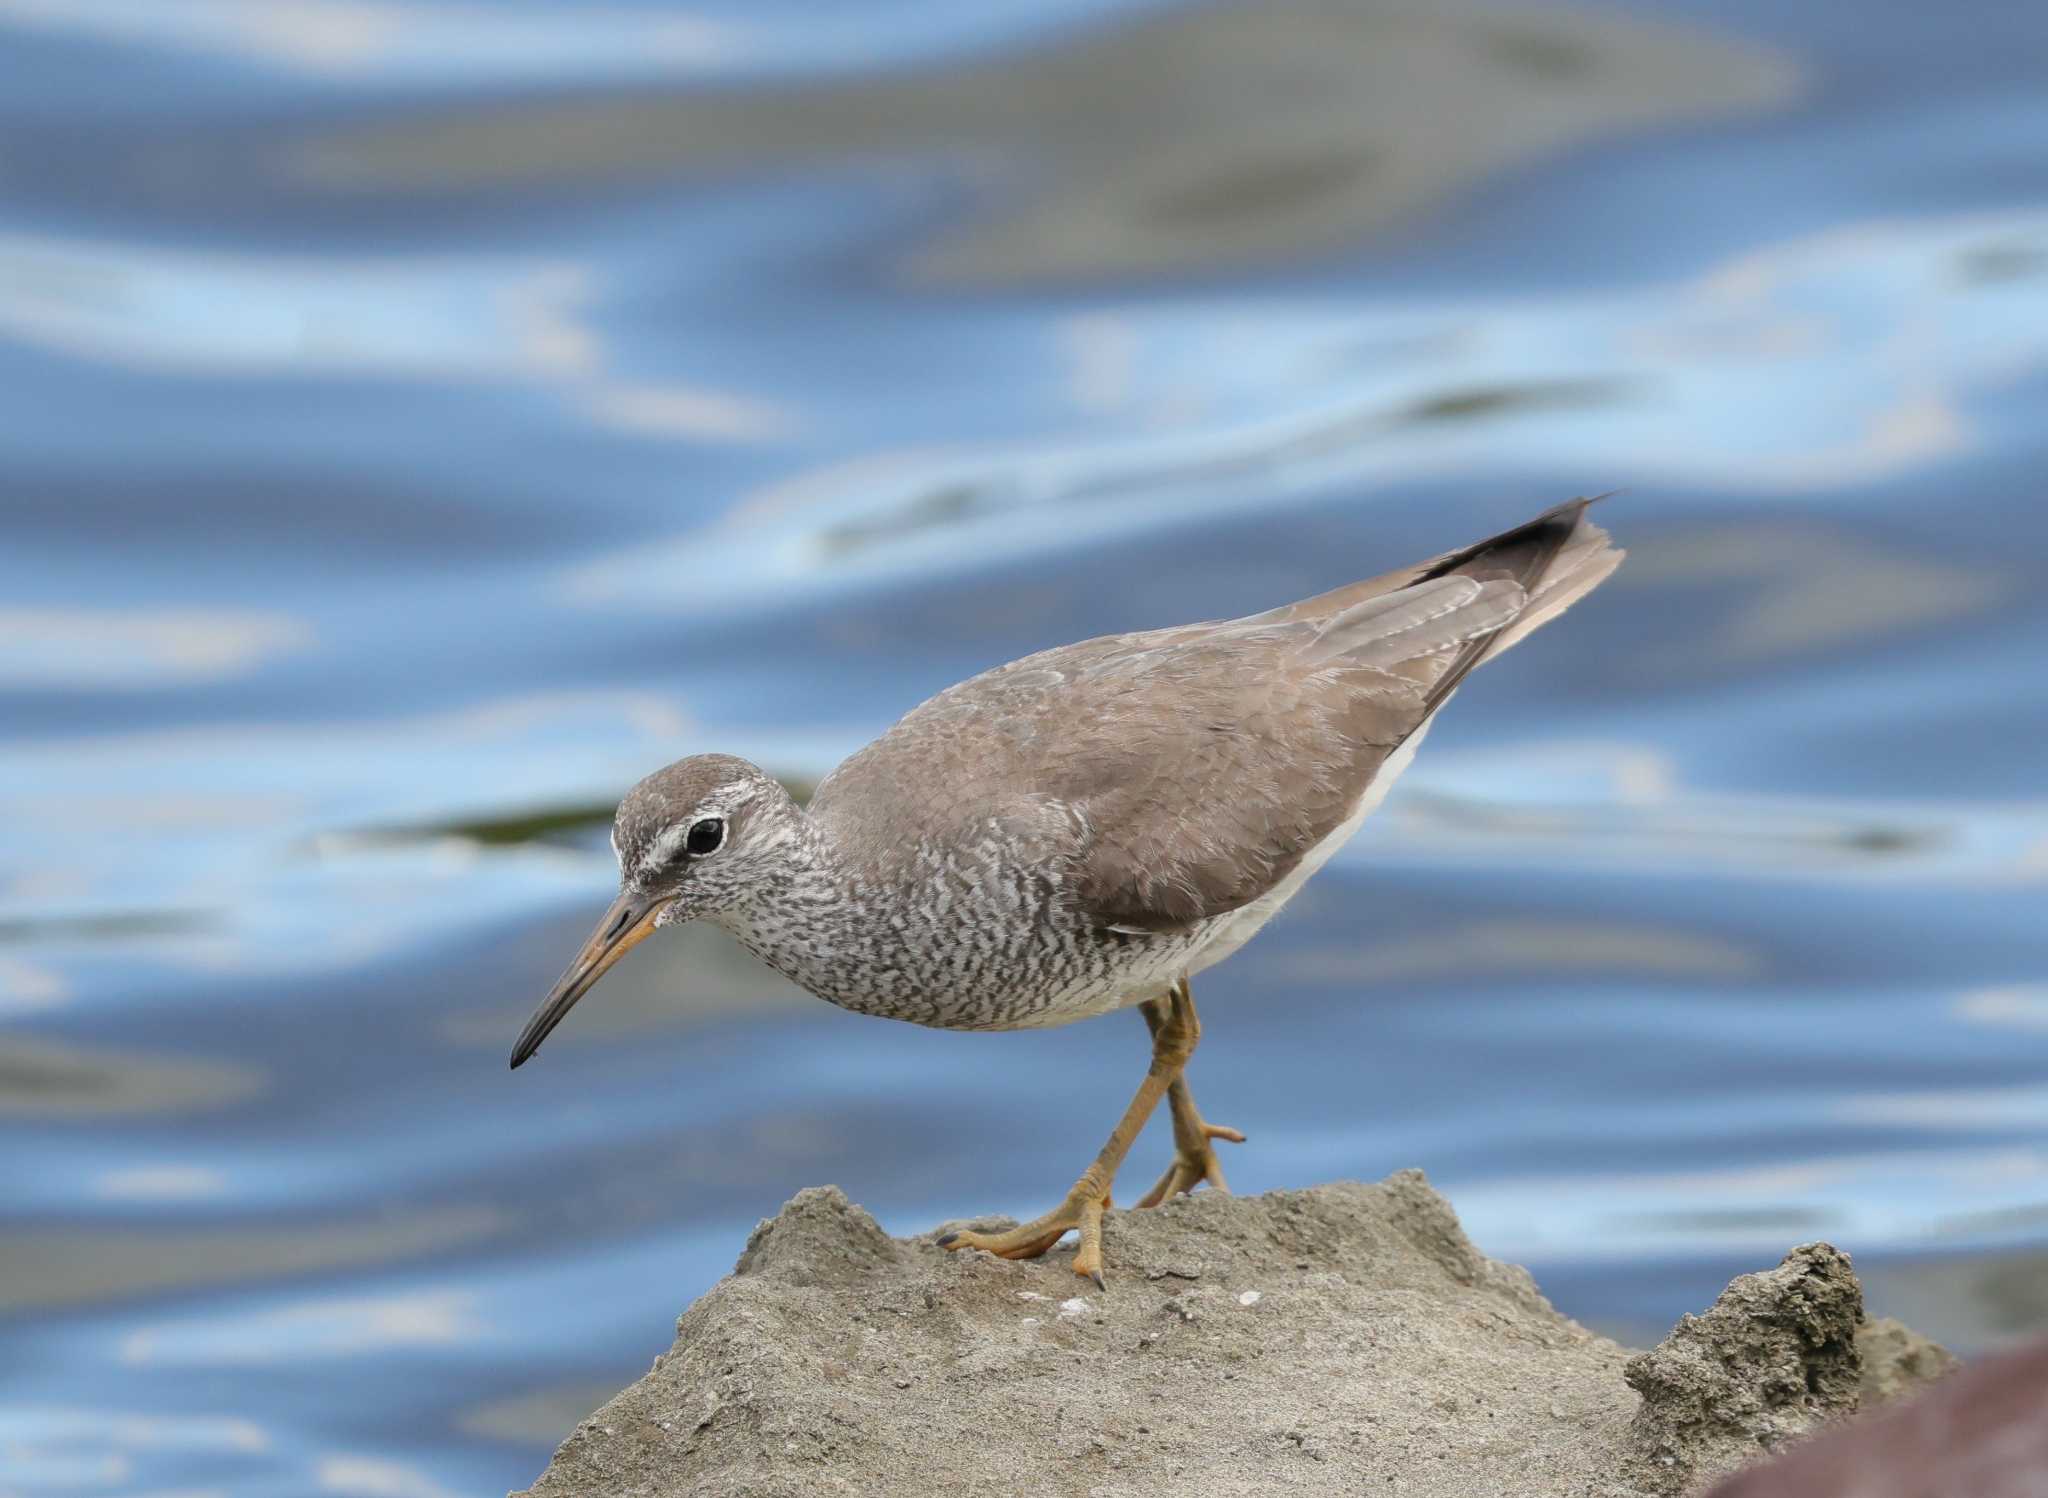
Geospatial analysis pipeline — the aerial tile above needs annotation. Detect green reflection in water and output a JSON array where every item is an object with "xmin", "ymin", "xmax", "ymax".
[
  {"xmin": 1953, "ymin": 240, "xmax": 2048, "ymax": 287},
  {"xmin": 299, "ymin": 0, "xmax": 1798, "ymax": 285},
  {"xmin": 0, "ymin": 1037, "xmax": 261, "ymax": 1117},
  {"xmin": 359, "ymin": 778, "xmax": 817, "ymax": 852},
  {"xmin": 0, "ymin": 1206, "xmax": 502, "ymax": 1312},
  {"xmin": 0, "ymin": 910, "xmax": 215, "ymax": 945},
  {"xmin": 1396, "ymin": 379, "xmax": 1632, "ymax": 425}
]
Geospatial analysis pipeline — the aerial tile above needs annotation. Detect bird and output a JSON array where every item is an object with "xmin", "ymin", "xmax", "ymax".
[{"xmin": 511, "ymin": 499, "xmax": 1623, "ymax": 1285}]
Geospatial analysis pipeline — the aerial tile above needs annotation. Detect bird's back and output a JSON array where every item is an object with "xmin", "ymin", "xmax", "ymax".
[{"xmin": 801, "ymin": 501, "xmax": 1621, "ymax": 1024}]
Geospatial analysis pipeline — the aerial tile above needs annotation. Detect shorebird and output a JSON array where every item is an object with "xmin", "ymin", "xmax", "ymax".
[{"xmin": 513, "ymin": 500, "xmax": 1622, "ymax": 1284}]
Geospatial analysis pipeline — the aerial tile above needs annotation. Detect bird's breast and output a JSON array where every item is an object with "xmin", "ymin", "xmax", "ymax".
[{"xmin": 717, "ymin": 857, "xmax": 1199, "ymax": 1032}]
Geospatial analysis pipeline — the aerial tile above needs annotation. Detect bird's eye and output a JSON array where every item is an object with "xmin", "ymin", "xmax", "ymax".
[{"xmin": 685, "ymin": 818, "xmax": 725, "ymax": 856}]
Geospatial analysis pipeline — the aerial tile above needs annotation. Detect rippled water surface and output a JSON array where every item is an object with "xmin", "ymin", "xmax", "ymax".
[{"xmin": 5, "ymin": 1, "xmax": 2048, "ymax": 1493}]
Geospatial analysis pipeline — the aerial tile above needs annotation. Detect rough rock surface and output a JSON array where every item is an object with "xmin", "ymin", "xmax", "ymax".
[
  {"xmin": 514, "ymin": 1174, "xmax": 1946, "ymax": 1498},
  {"xmin": 1624, "ymin": 1243, "xmax": 1863, "ymax": 1494},
  {"xmin": 1855, "ymin": 1315, "xmax": 1960, "ymax": 1404}
]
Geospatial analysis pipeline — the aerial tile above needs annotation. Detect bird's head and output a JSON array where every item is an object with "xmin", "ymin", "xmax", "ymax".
[{"xmin": 509, "ymin": 753, "xmax": 799, "ymax": 1068}]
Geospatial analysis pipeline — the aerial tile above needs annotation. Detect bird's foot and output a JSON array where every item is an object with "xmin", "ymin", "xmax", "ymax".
[
  {"xmin": 936, "ymin": 1185, "xmax": 1111, "ymax": 1287},
  {"xmin": 1135, "ymin": 1117, "xmax": 1244, "ymax": 1208}
]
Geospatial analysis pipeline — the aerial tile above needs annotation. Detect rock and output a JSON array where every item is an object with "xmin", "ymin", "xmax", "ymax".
[
  {"xmin": 1622, "ymin": 1243, "xmax": 1864, "ymax": 1494},
  {"xmin": 512, "ymin": 1175, "xmax": 1946, "ymax": 1498},
  {"xmin": 1855, "ymin": 1315, "xmax": 1960, "ymax": 1404},
  {"xmin": 729, "ymin": 1184, "xmax": 906, "ymax": 1288}
]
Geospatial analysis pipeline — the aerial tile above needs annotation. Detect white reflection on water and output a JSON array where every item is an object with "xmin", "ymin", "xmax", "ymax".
[
  {"xmin": 0, "ymin": 1407, "xmax": 264, "ymax": 1496},
  {"xmin": 0, "ymin": 235, "xmax": 795, "ymax": 444},
  {"xmin": 580, "ymin": 381, "xmax": 797, "ymax": 443},
  {"xmin": 1955, "ymin": 986, "xmax": 2048, "ymax": 1033},
  {"xmin": 0, "ymin": 0, "xmax": 1164, "ymax": 88},
  {"xmin": 0, "ymin": 954, "xmax": 68, "ymax": 1013},
  {"xmin": 0, "ymin": 1408, "xmax": 266, "ymax": 1452},
  {"xmin": 566, "ymin": 209, "xmax": 2048, "ymax": 615},
  {"xmin": 0, "ymin": 235, "xmax": 585, "ymax": 377},
  {"xmin": 0, "ymin": 236, "xmax": 592, "ymax": 377},
  {"xmin": 0, "ymin": 0, "xmax": 732, "ymax": 82},
  {"xmin": 2, "ymin": 690, "xmax": 691, "ymax": 973},
  {"xmin": 0, "ymin": 608, "xmax": 310, "ymax": 689},
  {"xmin": 1450, "ymin": 1147, "xmax": 2048, "ymax": 1262},
  {"xmin": 121, "ymin": 1290, "xmax": 480, "ymax": 1366},
  {"xmin": 95, "ymin": 1165, "xmax": 230, "ymax": 1202},
  {"xmin": 1363, "ymin": 741, "xmax": 2048, "ymax": 887},
  {"xmin": 316, "ymin": 1454, "xmax": 463, "ymax": 1498},
  {"xmin": 1836, "ymin": 1084, "xmax": 2048, "ymax": 1131}
]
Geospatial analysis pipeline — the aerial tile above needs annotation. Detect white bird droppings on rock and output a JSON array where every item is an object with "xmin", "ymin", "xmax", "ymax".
[
  {"xmin": 1059, "ymin": 1297, "xmax": 1092, "ymax": 1318},
  {"xmin": 1238, "ymin": 1290, "xmax": 1263, "ymax": 1307}
]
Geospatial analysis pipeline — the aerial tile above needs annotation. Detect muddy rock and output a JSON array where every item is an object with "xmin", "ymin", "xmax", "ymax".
[
  {"xmin": 513, "ymin": 1175, "xmax": 1947, "ymax": 1498},
  {"xmin": 1856, "ymin": 1314, "xmax": 1960, "ymax": 1404},
  {"xmin": 1623, "ymin": 1243, "xmax": 1863, "ymax": 1493}
]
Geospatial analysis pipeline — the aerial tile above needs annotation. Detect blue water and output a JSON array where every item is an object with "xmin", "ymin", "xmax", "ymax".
[{"xmin": 4, "ymin": 1, "xmax": 2047, "ymax": 1493}]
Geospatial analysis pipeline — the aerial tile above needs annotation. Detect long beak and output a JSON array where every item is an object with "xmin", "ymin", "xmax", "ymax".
[{"xmin": 509, "ymin": 890, "xmax": 670, "ymax": 1069}]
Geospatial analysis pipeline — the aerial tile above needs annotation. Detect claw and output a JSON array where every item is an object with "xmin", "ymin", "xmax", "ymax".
[
  {"xmin": 1134, "ymin": 1114, "xmax": 1244, "ymax": 1209},
  {"xmin": 940, "ymin": 1191, "xmax": 1096, "ymax": 1265}
]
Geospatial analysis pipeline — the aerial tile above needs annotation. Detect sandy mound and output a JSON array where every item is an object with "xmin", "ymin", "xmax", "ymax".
[{"xmin": 513, "ymin": 1173, "xmax": 1948, "ymax": 1497}]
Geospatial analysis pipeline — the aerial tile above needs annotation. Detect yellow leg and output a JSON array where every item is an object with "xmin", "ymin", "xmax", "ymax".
[
  {"xmin": 937, "ymin": 979, "xmax": 1200, "ymax": 1287},
  {"xmin": 1134, "ymin": 979, "xmax": 1244, "ymax": 1208}
]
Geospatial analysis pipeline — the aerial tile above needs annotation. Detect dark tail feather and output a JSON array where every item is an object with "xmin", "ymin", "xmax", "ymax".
[{"xmin": 1415, "ymin": 497, "xmax": 1623, "ymax": 713}]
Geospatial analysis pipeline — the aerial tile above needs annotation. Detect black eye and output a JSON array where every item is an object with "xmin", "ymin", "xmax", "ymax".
[{"xmin": 685, "ymin": 818, "xmax": 725, "ymax": 857}]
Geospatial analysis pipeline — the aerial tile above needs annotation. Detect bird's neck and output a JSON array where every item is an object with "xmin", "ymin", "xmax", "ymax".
[{"xmin": 709, "ymin": 809, "xmax": 865, "ymax": 1003}]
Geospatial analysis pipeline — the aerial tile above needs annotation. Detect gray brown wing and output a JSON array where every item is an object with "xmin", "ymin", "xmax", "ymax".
[
  {"xmin": 1070, "ymin": 501, "xmax": 1624, "ymax": 931},
  {"xmin": 1055, "ymin": 634, "xmax": 1431, "ymax": 931},
  {"xmin": 812, "ymin": 501, "xmax": 1621, "ymax": 935}
]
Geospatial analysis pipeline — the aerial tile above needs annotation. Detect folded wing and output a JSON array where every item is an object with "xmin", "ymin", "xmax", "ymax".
[{"xmin": 1069, "ymin": 499, "xmax": 1622, "ymax": 932}]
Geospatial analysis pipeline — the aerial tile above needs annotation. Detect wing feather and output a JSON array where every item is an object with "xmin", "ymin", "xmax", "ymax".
[{"xmin": 811, "ymin": 500, "xmax": 1621, "ymax": 938}]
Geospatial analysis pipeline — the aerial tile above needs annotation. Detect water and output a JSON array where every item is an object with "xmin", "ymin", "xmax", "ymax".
[{"xmin": 3, "ymin": 1, "xmax": 2046, "ymax": 1492}]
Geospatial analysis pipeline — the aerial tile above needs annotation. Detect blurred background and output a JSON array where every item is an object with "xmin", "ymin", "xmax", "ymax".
[{"xmin": 3, "ymin": 0, "xmax": 2046, "ymax": 1493}]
